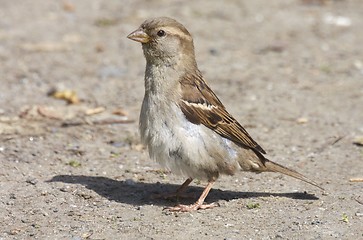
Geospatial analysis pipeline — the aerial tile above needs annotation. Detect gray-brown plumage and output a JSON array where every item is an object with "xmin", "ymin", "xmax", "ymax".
[{"xmin": 127, "ymin": 17, "xmax": 322, "ymax": 212}]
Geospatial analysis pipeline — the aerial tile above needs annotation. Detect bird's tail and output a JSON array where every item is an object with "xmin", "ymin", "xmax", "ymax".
[{"xmin": 263, "ymin": 158, "xmax": 324, "ymax": 190}]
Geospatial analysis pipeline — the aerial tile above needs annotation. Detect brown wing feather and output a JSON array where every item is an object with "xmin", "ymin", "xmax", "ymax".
[{"xmin": 179, "ymin": 71, "xmax": 266, "ymax": 154}]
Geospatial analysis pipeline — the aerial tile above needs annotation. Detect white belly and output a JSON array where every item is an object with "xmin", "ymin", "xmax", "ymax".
[{"xmin": 139, "ymin": 94, "xmax": 239, "ymax": 180}]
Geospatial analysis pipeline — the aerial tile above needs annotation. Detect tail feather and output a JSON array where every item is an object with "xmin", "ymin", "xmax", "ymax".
[{"xmin": 264, "ymin": 158, "xmax": 324, "ymax": 190}]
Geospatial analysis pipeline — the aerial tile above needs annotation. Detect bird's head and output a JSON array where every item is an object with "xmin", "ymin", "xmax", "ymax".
[{"xmin": 127, "ymin": 17, "xmax": 196, "ymax": 68}]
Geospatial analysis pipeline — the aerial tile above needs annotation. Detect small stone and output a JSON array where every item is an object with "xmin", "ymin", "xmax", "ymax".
[
  {"xmin": 353, "ymin": 136, "xmax": 363, "ymax": 146},
  {"xmin": 9, "ymin": 229, "xmax": 21, "ymax": 235},
  {"xmin": 125, "ymin": 179, "xmax": 136, "ymax": 186},
  {"xmin": 26, "ymin": 178, "xmax": 38, "ymax": 185},
  {"xmin": 296, "ymin": 117, "xmax": 308, "ymax": 124},
  {"xmin": 60, "ymin": 186, "xmax": 71, "ymax": 192}
]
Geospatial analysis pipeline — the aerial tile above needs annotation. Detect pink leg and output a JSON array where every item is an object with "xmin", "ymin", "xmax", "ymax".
[{"xmin": 167, "ymin": 180, "xmax": 218, "ymax": 212}]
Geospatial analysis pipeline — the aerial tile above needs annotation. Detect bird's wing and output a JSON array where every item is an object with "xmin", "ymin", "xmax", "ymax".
[{"xmin": 179, "ymin": 71, "xmax": 266, "ymax": 154}]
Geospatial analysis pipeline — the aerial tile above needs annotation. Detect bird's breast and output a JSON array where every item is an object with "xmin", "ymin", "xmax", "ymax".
[{"xmin": 139, "ymin": 92, "xmax": 240, "ymax": 179}]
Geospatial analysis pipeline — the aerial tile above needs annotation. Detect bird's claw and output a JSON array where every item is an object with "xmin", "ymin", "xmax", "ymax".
[{"xmin": 165, "ymin": 202, "xmax": 219, "ymax": 212}]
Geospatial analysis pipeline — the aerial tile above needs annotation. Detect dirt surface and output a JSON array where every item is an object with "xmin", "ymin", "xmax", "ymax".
[{"xmin": 1, "ymin": 0, "xmax": 362, "ymax": 239}]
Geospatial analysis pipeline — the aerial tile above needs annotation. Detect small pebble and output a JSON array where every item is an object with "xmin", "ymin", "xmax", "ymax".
[
  {"xmin": 125, "ymin": 179, "xmax": 136, "ymax": 186},
  {"xmin": 26, "ymin": 178, "xmax": 38, "ymax": 185}
]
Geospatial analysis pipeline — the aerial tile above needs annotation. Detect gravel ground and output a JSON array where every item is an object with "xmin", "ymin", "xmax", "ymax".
[{"xmin": 0, "ymin": 0, "xmax": 362, "ymax": 239}]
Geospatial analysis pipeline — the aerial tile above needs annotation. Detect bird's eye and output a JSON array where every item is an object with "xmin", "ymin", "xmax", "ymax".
[{"xmin": 157, "ymin": 30, "xmax": 166, "ymax": 37}]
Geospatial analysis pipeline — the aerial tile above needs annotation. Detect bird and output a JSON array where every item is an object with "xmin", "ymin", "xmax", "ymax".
[{"xmin": 127, "ymin": 17, "xmax": 322, "ymax": 212}]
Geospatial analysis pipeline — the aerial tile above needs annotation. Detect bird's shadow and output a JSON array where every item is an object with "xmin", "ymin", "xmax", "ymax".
[{"xmin": 48, "ymin": 175, "xmax": 319, "ymax": 206}]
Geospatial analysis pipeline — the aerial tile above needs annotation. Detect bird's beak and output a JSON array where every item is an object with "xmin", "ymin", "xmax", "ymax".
[{"xmin": 127, "ymin": 28, "xmax": 150, "ymax": 43}]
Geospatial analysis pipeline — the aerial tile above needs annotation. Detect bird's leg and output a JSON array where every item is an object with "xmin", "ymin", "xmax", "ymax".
[
  {"xmin": 167, "ymin": 180, "xmax": 218, "ymax": 212},
  {"xmin": 175, "ymin": 177, "xmax": 193, "ymax": 195},
  {"xmin": 152, "ymin": 178, "xmax": 194, "ymax": 200}
]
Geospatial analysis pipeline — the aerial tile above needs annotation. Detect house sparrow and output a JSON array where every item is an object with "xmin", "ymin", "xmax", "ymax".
[{"xmin": 127, "ymin": 17, "xmax": 322, "ymax": 212}]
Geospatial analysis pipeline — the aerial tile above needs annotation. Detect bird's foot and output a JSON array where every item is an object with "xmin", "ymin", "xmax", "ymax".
[{"xmin": 165, "ymin": 202, "xmax": 219, "ymax": 212}]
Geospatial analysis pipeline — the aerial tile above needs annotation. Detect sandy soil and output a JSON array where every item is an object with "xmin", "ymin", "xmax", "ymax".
[{"xmin": 1, "ymin": 0, "xmax": 362, "ymax": 239}]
